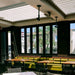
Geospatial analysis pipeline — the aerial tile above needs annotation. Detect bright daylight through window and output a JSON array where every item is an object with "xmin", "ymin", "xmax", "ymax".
[
  {"xmin": 8, "ymin": 31, "xmax": 11, "ymax": 59},
  {"xmin": 39, "ymin": 27, "xmax": 43, "ymax": 54},
  {"xmin": 32, "ymin": 27, "xmax": 37, "ymax": 54},
  {"xmin": 27, "ymin": 28, "xmax": 30, "ymax": 53},
  {"xmin": 70, "ymin": 23, "xmax": 75, "ymax": 54},
  {"xmin": 21, "ymin": 28, "xmax": 25, "ymax": 53},
  {"xmin": 45, "ymin": 26, "xmax": 50, "ymax": 54},
  {"xmin": 21, "ymin": 25, "xmax": 58, "ymax": 54},
  {"xmin": 53, "ymin": 25, "xmax": 57, "ymax": 54}
]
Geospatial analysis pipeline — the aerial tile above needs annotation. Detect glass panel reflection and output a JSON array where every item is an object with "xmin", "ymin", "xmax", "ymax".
[
  {"xmin": 53, "ymin": 25, "xmax": 57, "ymax": 54},
  {"xmin": 32, "ymin": 27, "xmax": 36, "ymax": 54},
  {"xmin": 27, "ymin": 28, "xmax": 30, "ymax": 53},
  {"xmin": 8, "ymin": 31, "xmax": 11, "ymax": 59},
  {"xmin": 70, "ymin": 23, "xmax": 75, "ymax": 54},
  {"xmin": 21, "ymin": 28, "xmax": 25, "ymax": 53},
  {"xmin": 45, "ymin": 26, "xmax": 50, "ymax": 54},
  {"xmin": 39, "ymin": 27, "xmax": 43, "ymax": 54}
]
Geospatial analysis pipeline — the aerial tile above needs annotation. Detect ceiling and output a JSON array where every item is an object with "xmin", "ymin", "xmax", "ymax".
[
  {"xmin": 0, "ymin": 5, "xmax": 45, "ymax": 22},
  {"xmin": 0, "ymin": 0, "xmax": 75, "ymax": 27},
  {"xmin": 52, "ymin": 0, "xmax": 75, "ymax": 15},
  {"xmin": 0, "ymin": 0, "xmax": 22, "ymax": 8}
]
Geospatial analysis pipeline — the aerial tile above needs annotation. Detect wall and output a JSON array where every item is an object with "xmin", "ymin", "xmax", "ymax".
[
  {"xmin": 58, "ymin": 21, "xmax": 70, "ymax": 55},
  {"xmin": 11, "ymin": 26, "xmax": 21, "ymax": 57},
  {"xmin": 0, "ymin": 31, "xmax": 1, "ymax": 62}
]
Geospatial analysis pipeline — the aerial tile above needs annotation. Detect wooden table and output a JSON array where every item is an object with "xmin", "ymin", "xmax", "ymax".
[
  {"xmin": 6, "ymin": 59, "xmax": 32, "ymax": 62},
  {"xmin": 62, "ymin": 61, "xmax": 75, "ymax": 73},
  {"xmin": 37, "ymin": 60, "xmax": 54, "ymax": 64},
  {"xmin": 36, "ymin": 60, "xmax": 55, "ymax": 74},
  {"xmin": 5, "ymin": 59, "xmax": 33, "ymax": 68},
  {"xmin": 62, "ymin": 61, "xmax": 75, "ymax": 65}
]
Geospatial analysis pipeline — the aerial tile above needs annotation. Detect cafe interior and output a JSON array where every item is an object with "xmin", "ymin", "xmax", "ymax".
[{"xmin": 0, "ymin": 0, "xmax": 75, "ymax": 75}]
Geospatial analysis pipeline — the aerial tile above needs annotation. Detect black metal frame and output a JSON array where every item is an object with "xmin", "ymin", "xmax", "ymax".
[
  {"xmin": 1, "ymin": 20, "xmax": 75, "ymax": 60},
  {"xmin": 20, "ymin": 23, "xmax": 58, "ymax": 57}
]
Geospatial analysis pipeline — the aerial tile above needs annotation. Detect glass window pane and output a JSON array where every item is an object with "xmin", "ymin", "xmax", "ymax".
[
  {"xmin": 45, "ymin": 26, "xmax": 50, "ymax": 54},
  {"xmin": 32, "ymin": 27, "xmax": 36, "ymax": 54},
  {"xmin": 70, "ymin": 23, "xmax": 75, "ymax": 54},
  {"xmin": 27, "ymin": 28, "xmax": 30, "ymax": 53},
  {"xmin": 39, "ymin": 27, "xmax": 43, "ymax": 54},
  {"xmin": 8, "ymin": 31, "xmax": 11, "ymax": 59},
  {"xmin": 53, "ymin": 25, "xmax": 57, "ymax": 54},
  {"xmin": 21, "ymin": 28, "xmax": 25, "ymax": 53}
]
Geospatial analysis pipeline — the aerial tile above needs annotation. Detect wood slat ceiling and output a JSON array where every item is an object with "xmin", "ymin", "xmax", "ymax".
[{"xmin": 52, "ymin": 0, "xmax": 75, "ymax": 15}]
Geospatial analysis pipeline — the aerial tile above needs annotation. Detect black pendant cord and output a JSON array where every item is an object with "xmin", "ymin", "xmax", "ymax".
[{"xmin": 37, "ymin": 5, "xmax": 41, "ymax": 21}]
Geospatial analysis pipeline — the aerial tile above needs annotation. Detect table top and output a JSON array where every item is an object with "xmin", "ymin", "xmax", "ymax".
[
  {"xmin": 6, "ymin": 59, "xmax": 32, "ymax": 62},
  {"xmin": 37, "ymin": 60, "xmax": 54, "ymax": 63},
  {"xmin": 62, "ymin": 61, "xmax": 75, "ymax": 65}
]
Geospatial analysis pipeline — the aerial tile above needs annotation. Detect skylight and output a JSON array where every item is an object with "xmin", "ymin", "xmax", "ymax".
[
  {"xmin": 0, "ymin": 5, "xmax": 45, "ymax": 22},
  {"xmin": 52, "ymin": 0, "xmax": 75, "ymax": 15}
]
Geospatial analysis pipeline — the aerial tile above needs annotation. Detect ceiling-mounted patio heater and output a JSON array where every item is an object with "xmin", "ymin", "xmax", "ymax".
[
  {"xmin": 55, "ymin": 16, "xmax": 58, "ymax": 28},
  {"xmin": 37, "ymin": 5, "xmax": 41, "ymax": 21}
]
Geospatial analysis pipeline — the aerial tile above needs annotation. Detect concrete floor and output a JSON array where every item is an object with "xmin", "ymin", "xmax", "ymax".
[
  {"xmin": 0, "ymin": 68, "xmax": 74, "ymax": 75},
  {"xmin": 1, "ymin": 71, "xmax": 73, "ymax": 75},
  {"xmin": 35, "ymin": 71, "xmax": 67, "ymax": 75}
]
